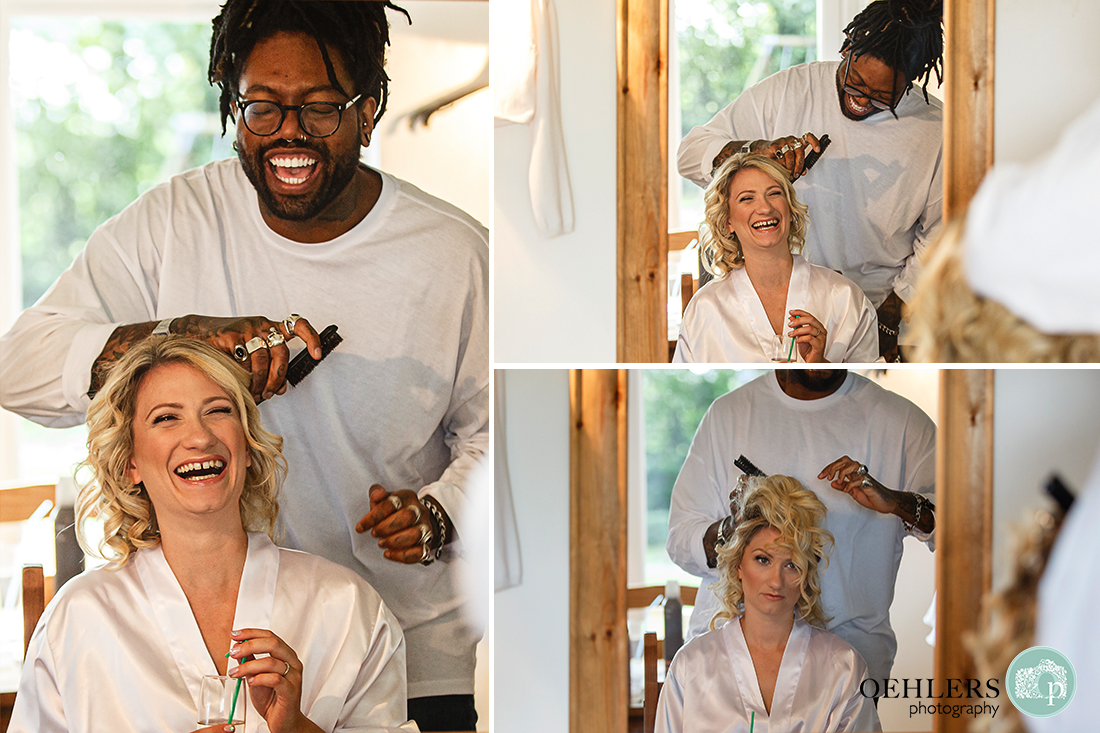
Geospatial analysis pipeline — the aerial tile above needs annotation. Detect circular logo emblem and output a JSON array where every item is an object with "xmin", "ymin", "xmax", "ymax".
[{"xmin": 1006, "ymin": 646, "xmax": 1076, "ymax": 718}]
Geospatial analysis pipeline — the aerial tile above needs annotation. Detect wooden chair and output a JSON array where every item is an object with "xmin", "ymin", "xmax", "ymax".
[
  {"xmin": 626, "ymin": 584, "xmax": 698, "ymax": 733},
  {"xmin": 0, "ymin": 483, "xmax": 55, "ymax": 732},
  {"xmin": 0, "ymin": 566, "xmax": 47, "ymax": 732},
  {"xmin": 667, "ymin": 231, "xmax": 700, "ymax": 362}
]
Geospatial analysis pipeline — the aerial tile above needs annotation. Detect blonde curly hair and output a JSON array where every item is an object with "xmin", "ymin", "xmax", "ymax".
[
  {"xmin": 78, "ymin": 336, "xmax": 285, "ymax": 566},
  {"xmin": 700, "ymin": 153, "xmax": 810, "ymax": 278},
  {"xmin": 711, "ymin": 475, "xmax": 833, "ymax": 630},
  {"xmin": 909, "ymin": 217, "xmax": 1100, "ymax": 362}
]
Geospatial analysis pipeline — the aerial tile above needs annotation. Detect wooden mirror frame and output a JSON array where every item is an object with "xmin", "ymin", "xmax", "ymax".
[
  {"xmin": 569, "ymin": 369, "xmax": 996, "ymax": 733},
  {"xmin": 616, "ymin": 0, "xmax": 995, "ymax": 361}
]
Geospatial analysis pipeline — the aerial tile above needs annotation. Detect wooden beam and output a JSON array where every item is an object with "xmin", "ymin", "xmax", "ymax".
[
  {"xmin": 943, "ymin": 0, "xmax": 995, "ymax": 220},
  {"xmin": 569, "ymin": 370, "xmax": 628, "ymax": 733},
  {"xmin": 934, "ymin": 370, "xmax": 994, "ymax": 733},
  {"xmin": 616, "ymin": 0, "xmax": 668, "ymax": 363}
]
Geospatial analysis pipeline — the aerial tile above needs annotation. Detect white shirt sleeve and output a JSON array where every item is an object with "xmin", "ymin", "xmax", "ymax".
[
  {"xmin": 417, "ymin": 235, "xmax": 489, "ymax": 548},
  {"xmin": 7, "ymin": 625, "xmax": 68, "ymax": 733},
  {"xmin": 666, "ymin": 406, "xmax": 730, "ymax": 577},
  {"xmin": 0, "ymin": 201, "xmax": 164, "ymax": 426},
  {"xmin": 846, "ymin": 293, "xmax": 880, "ymax": 364},
  {"xmin": 677, "ymin": 82, "xmax": 770, "ymax": 188}
]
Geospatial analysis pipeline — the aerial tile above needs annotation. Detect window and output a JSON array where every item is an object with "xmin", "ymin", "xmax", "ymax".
[{"xmin": 671, "ymin": 0, "xmax": 817, "ymax": 231}]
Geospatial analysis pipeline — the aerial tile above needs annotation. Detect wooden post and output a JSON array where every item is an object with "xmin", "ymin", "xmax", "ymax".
[
  {"xmin": 943, "ymin": 0, "xmax": 995, "ymax": 220},
  {"xmin": 617, "ymin": 0, "xmax": 668, "ymax": 363},
  {"xmin": 569, "ymin": 370, "xmax": 629, "ymax": 733},
  {"xmin": 935, "ymin": 370, "xmax": 994, "ymax": 733}
]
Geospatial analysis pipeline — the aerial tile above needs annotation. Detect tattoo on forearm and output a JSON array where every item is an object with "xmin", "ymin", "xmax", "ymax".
[
  {"xmin": 894, "ymin": 490, "xmax": 935, "ymax": 534},
  {"xmin": 711, "ymin": 141, "xmax": 743, "ymax": 175},
  {"xmin": 88, "ymin": 322, "xmax": 158, "ymax": 397}
]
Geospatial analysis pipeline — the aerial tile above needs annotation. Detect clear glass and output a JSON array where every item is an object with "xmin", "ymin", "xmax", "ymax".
[{"xmin": 198, "ymin": 674, "xmax": 246, "ymax": 726}]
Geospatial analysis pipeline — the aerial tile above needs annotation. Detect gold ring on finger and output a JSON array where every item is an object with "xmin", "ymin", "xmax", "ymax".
[{"xmin": 281, "ymin": 661, "xmax": 290, "ymax": 677}]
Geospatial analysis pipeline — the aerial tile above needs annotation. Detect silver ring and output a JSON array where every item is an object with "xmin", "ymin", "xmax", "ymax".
[
  {"xmin": 855, "ymin": 464, "xmax": 868, "ymax": 476},
  {"xmin": 408, "ymin": 503, "xmax": 422, "ymax": 523},
  {"xmin": 244, "ymin": 336, "xmax": 267, "ymax": 354},
  {"xmin": 282, "ymin": 313, "xmax": 301, "ymax": 335},
  {"xmin": 388, "ymin": 495, "xmax": 403, "ymax": 512},
  {"xmin": 776, "ymin": 144, "xmax": 791, "ymax": 156},
  {"xmin": 861, "ymin": 478, "xmax": 874, "ymax": 489},
  {"xmin": 233, "ymin": 345, "xmax": 249, "ymax": 362},
  {"xmin": 418, "ymin": 523, "xmax": 432, "ymax": 544},
  {"xmin": 790, "ymin": 139, "xmax": 803, "ymax": 149},
  {"xmin": 419, "ymin": 544, "xmax": 431, "ymax": 563},
  {"xmin": 281, "ymin": 660, "xmax": 290, "ymax": 677},
  {"xmin": 266, "ymin": 327, "xmax": 285, "ymax": 348}
]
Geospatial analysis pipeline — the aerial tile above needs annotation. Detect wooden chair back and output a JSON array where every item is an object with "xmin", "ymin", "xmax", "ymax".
[{"xmin": 626, "ymin": 584, "xmax": 698, "ymax": 733}]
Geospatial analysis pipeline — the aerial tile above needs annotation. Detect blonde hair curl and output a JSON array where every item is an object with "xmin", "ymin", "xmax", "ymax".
[
  {"xmin": 78, "ymin": 336, "xmax": 285, "ymax": 566},
  {"xmin": 700, "ymin": 153, "xmax": 809, "ymax": 278},
  {"xmin": 711, "ymin": 475, "xmax": 833, "ymax": 629},
  {"xmin": 909, "ymin": 217, "xmax": 1100, "ymax": 362}
]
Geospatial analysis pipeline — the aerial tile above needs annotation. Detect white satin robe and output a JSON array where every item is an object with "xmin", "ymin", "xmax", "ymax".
[
  {"xmin": 673, "ymin": 255, "xmax": 879, "ymax": 363},
  {"xmin": 656, "ymin": 618, "xmax": 881, "ymax": 733},
  {"xmin": 10, "ymin": 533, "xmax": 416, "ymax": 733}
]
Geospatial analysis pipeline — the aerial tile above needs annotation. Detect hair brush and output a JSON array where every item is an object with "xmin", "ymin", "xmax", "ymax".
[
  {"xmin": 286, "ymin": 324, "xmax": 342, "ymax": 387},
  {"xmin": 734, "ymin": 454, "xmax": 766, "ymax": 478}
]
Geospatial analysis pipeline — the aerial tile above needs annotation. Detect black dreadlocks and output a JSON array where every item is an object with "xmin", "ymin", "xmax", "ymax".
[
  {"xmin": 208, "ymin": 0, "xmax": 411, "ymax": 134},
  {"xmin": 841, "ymin": 0, "xmax": 943, "ymax": 104}
]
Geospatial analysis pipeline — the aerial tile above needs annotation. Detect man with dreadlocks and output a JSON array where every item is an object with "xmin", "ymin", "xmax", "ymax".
[
  {"xmin": 0, "ymin": 2, "xmax": 487, "ymax": 730},
  {"xmin": 677, "ymin": 0, "xmax": 944, "ymax": 361}
]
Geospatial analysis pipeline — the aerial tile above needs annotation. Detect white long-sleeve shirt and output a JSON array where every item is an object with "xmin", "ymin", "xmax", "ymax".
[
  {"xmin": 677, "ymin": 61, "xmax": 943, "ymax": 307},
  {"xmin": 666, "ymin": 372, "xmax": 936, "ymax": 682},
  {"xmin": 0, "ymin": 159, "xmax": 488, "ymax": 698}
]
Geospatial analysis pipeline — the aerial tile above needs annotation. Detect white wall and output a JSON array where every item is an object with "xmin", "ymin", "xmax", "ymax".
[
  {"xmin": 495, "ymin": 370, "xmax": 571, "ymax": 733},
  {"xmin": 383, "ymin": 0, "xmax": 489, "ymax": 225},
  {"xmin": 493, "ymin": 0, "xmax": 617, "ymax": 363},
  {"xmin": 992, "ymin": 370, "xmax": 1100, "ymax": 591},
  {"xmin": 995, "ymin": 0, "xmax": 1100, "ymax": 164}
]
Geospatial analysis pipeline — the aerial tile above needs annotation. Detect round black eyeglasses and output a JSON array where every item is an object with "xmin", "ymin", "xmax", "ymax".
[{"xmin": 236, "ymin": 93, "xmax": 363, "ymax": 137}]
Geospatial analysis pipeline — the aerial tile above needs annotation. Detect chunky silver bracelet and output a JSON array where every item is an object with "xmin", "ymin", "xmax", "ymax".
[
  {"xmin": 420, "ymin": 496, "xmax": 448, "ymax": 566},
  {"xmin": 903, "ymin": 493, "xmax": 929, "ymax": 534}
]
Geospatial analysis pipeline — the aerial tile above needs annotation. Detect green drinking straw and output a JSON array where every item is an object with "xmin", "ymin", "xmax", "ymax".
[
  {"xmin": 750, "ymin": 710, "xmax": 755, "ymax": 732},
  {"xmin": 224, "ymin": 651, "xmax": 249, "ymax": 726}
]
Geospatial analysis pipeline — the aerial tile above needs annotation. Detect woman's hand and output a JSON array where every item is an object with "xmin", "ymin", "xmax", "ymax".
[
  {"xmin": 227, "ymin": 628, "xmax": 323, "ymax": 733},
  {"xmin": 788, "ymin": 309, "xmax": 828, "ymax": 363}
]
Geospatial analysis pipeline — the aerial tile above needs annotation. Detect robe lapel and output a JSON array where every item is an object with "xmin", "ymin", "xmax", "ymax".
[
  {"xmin": 132, "ymin": 534, "xmax": 279, "ymax": 731},
  {"xmin": 779, "ymin": 256, "xmax": 811, "ymax": 363},
  {"xmin": 731, "ymin": 268, "xmax": 783, "ymax": 360},
  {"xmin": 133, "ymin": 544, "xmax": 220, "ymax": 716},
  {"xmin": 725, "ymin": 618, "xmax": 767, "ymax": 732},
  {"xmin": 769, "ymin": 619, "xmax": 811, "ymax": 732},
  {"xmin": 232, "ymin": 533, "xmax": 280, "ymax": 733}
]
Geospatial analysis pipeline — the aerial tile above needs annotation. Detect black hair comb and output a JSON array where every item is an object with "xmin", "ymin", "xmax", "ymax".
[
  {"xmin": 734, "ymin": 454, "xmax": 766, "ymax": 478},
  {"xmin": 286, "ymin": 324, "xmax": 342, "ymax": 387}
]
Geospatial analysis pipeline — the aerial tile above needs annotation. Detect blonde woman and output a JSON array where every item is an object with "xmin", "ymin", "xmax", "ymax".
[
  {"xmin": 656, "ymin": 475, "xmax": 880, "ymax": 733},
  {"xmin": 11, "ymin": 337, "xmax": 413, "ymax": 733},
  {"xmin": 673, "ymin": 154, "xmax": 878, "ymax": 363}
]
